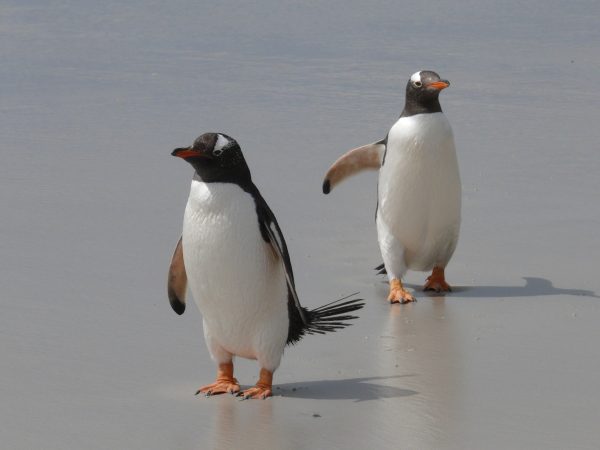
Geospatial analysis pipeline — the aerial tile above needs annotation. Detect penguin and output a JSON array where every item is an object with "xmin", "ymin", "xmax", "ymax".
[
  {"xmin": 168, "ymin": 132, "xmax": 364, "ymax": 399},
  {"xmin": 322, "ymin": 70, "xmax": 461, "ymax": 304}
]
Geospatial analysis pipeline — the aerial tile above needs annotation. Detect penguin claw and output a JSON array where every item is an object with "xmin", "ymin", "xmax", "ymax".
[
  {"xmin": 388, "ymin": 290, "xmax": 416, "ymax": 304},
  {"xmin": 196, "ymin": 378, "xmax": 240, "ymax": 397},
  {"xmin": 237, "ymin": 385, "xmax": 272, "ymax": 400},
  {"xmin": 388, "ymin": 279, "xmax": 416, "ymax": 303},
  {"xmin": 423, "ymin": 267, "xmax": 451, "ymax": 292},
  {"xmin": 423, "ymin": 282, "xmax": 452, "ymax": 292}
]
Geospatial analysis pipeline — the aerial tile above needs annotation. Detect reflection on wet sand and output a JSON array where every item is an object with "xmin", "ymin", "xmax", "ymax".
[
  {"xmin": 210, "ymin": 395, "xmax": 283, "ymax": 450},
  {"xmin": 375, "ymin": 296, "xmax": 463, "ymax": 447},
  {"xmin": 409, "ymin": 277, "xmax": 599, "ymax": 299}
]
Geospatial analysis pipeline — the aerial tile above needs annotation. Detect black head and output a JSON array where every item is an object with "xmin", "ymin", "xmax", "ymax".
[
  {"xmin": 171, "ymin": 132, "xmax": 251, "ymax": 184},
  {"xmin": 401, "ymin": 70, "xmax": 450, "ymax": 117}
]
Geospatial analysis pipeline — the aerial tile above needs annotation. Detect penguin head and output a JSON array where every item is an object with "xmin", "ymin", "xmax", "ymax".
[
  {"xmin": 402, "ymin": 70, "xmax": 450, "ymax": 117},
  {"xmin": 172, "ymin": 133, "xmax": 251, "ymax": 183}
]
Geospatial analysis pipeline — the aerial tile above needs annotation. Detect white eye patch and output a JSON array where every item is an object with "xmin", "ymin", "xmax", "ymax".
[
  {"xmin": 410, "ymin": 71, "xmax": 422, "ymax": 84},
  {"xmin": 214, "ymin": 134, "xmax": 230, "ymax": 152}
]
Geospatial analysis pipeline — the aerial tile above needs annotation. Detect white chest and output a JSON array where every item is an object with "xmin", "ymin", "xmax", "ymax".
[
  {"xmin": 384, "ymin": 113, "xmax": 454, "ymax": 168},
  {"xmin": 377, "ymin": 113, "xmax": 461, "ymax": 266},
  {"xmin": 181, "ymin": 180, "xmax": 287, "ymax": 339},
  {"xmin": 379, "ymin": 113, "xmax": 459, "ymax": 200}
]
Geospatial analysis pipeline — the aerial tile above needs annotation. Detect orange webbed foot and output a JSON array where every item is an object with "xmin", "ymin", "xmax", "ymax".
[
  {"xmin": 237, "ymin": 368, "xmax": 273, "ymax": 400},
  {"xmin": 424, "ymin": 267, "xmax": 451, "ymax": 292},
  {"xmin": 238, "ymin": 385, "xmax": 272, "ymax": 400},
  {"xmin": 196, "ymin": 378, "xmax": 240, "ymax": 396},
  {"xmin": 388, "ymin": 279, "xmax": 416, "ymax": 304},
  {"xmin": 196, "ymin": 362, "xmax": 240, "ymax": 396}
]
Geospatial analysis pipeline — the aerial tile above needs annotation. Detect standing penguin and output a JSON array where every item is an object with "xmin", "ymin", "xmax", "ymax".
[
  {"xmin": 322, "ymin": 70, "xmax": 461, "ymax": 304},
  {"xmin": 168, "ymin": 132, "xmax": 363, "ymax": 399}
]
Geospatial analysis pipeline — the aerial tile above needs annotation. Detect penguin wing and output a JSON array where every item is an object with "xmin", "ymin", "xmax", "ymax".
[
  {"xmin": 167, "ymin": 236, "xmax": 187, "ymax": 315},
  {"xmin": 322, "ymin": 140, "xmax": 386, "ymax": 194},
  {"xmin": 252, "ymin": 188, "xmax": 308, "ymax": 324}
]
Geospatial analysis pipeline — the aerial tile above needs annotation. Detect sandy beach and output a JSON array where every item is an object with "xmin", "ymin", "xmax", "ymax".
[{"xmin": 2, "ymin": 1, "xmax": 599, "ymax": 448}]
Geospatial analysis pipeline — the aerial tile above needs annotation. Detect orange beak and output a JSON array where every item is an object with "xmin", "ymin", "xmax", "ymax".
[
  {"xmin": 427, "ymin": 80, "xmax": 450, "ymax": 90},
  {"xmin": 171, "ymin": 147, "xmax": 212, "ymax": 159}
]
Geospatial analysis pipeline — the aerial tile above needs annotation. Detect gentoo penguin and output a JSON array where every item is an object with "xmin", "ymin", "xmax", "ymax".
[
  {"xmin": 168, "ymin": 132, "xmax": 364, "ymax": 399},
  {"xmin": 322, "ymin": 70, "xmax": 461, "ymax": 303}
]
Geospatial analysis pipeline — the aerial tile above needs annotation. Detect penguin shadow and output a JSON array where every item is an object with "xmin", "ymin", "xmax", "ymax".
[
  {"xmin": 405, "ymin": 276, "xmax": 599, "ymax": 299},
  {"xmin": 274, "ymin": 375, "xmax": 418, "ymax": 402}
]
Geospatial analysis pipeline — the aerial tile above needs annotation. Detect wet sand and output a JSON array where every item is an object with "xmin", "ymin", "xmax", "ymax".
[{"xmin": 2, "ymin": 1, "xmax": 600, "ymax": 448}]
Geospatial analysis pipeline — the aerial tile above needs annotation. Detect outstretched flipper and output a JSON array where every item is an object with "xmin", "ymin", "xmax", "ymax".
[
  {"xmin": 322, "ymin": 141, "xmax": 385, "ymax": 194},
  {"xmin": 167, "ymin": 236, "xmax": 187, "ymax": 315}
]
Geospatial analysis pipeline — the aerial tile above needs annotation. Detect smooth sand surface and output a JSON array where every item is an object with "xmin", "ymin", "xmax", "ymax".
[{"xmin": 2, "ymin": 1, "xmax": 599, "ymax": 449}]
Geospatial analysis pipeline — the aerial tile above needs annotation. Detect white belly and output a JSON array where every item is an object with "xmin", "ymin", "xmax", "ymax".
[
  {"xmin": 378, "ymin": 113, "xmax": 461, "ymax": 270},
  {"xmin": 181, "ymin": 180, "xmax": 288, "ymax": 360}
]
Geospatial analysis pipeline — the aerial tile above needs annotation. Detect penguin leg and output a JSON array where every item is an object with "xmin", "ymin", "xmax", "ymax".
[
  {"xmin": 376, "ymin": 215, "xmax": 416, "ymax": 303},
  {"xmin": 424, "ymin": 266, "xmax": 451, "ymax": 292},
  {"xmin": 196, "ymin": 362, "xmax": 240, "ymax": 396},
  {"xmin": 198, "ymin": 320, "xmax": 240, "ymax": 396},
  {"xmin": 238, "ymin": 368, "xmax": 273, "ymax": 400}
]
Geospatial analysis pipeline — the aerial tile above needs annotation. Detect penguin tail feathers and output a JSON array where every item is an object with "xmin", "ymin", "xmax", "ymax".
[
  {"xmin": 374, "ymin": 263, "xmax": 387, "ymax": 275},
  {"xmin": 305, "ymin": 294, "xmax": 365, "ymax": 334},
  {"xmin": 287, "ymin": 292, "xmax": 364, "ymax": 345}
]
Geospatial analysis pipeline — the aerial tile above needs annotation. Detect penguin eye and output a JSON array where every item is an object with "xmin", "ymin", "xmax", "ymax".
[
  {"xmin": 413, "ymin": 80, "xmax": 422, "ymax": 88},
  {"xmin": 212, "ymin": 148, "xmax": 224, "ymax": 157}
]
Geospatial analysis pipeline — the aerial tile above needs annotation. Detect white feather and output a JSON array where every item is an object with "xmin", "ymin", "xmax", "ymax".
[
  {"xmin": 410, "ymin": 71, "xmax": 422, "ymax": 84},
  {"xmin": 214, "ymin": 133, "xmax": 230, "ymax": 151},
  {"xmin": 377, "ymin": 112, "xmax": 461, "ymax": 278},
  {"xmin": 182, "ymin": 179, "xmax": 288, "ymax": 371}
]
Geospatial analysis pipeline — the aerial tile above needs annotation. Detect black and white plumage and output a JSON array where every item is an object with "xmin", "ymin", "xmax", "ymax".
[
  {"xmin": 323, "ymin": 71, "xmax": 461, "ymax": 303},
  {"xmin": 168, "ymin": 132, "xmax": 363, "ymax": 399}
]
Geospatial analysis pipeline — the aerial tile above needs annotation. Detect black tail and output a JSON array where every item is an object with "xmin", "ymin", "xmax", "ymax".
[
  {"xmin": 287, "ymin": 292, "xmax": 364, "ymax": 345},
  {"xmin": 375, "ymin": 263, "xmax": 387, "ymax": 275}
]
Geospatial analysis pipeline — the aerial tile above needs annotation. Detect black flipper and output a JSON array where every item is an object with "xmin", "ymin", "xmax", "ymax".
[
  {"xmin": 248, "ymin": 185, "xmax": 307, "ymax": 324},
  {"xmin": 246, "ymin": 183, "xmax": 364, "ymax": 344}
]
